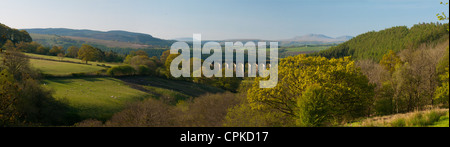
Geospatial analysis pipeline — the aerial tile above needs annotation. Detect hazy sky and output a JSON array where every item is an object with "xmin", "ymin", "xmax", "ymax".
[{"xmin": 1, "ymin": 0, "xmax": 447, "ymax": 40}]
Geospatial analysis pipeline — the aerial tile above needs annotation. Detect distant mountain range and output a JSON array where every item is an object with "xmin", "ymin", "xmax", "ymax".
[
  {"xmin": 174, "ymin": 34, "xmax": 353, "ymax": 46},
  {"xmin": 24, "ymin": 28, "xmax": 352, "ymax": 48},
  {"xmin": 280, "ymin": 34, "xmax": 353, "ymax": 46},
  {"xmin": 24, "ymin": 28, "xmax": 175, "ymax": 47}
]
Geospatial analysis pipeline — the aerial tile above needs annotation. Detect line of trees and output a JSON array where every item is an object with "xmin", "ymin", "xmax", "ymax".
[{"xmin": 2, "ymin": 40, "xmax": 125, "ymax": 63}]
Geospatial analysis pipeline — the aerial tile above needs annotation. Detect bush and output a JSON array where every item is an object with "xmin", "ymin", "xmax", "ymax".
[
  {"xmin": 107, "ymin": 65, "xmax": 136, "ymax": 76},
  {"xmin": 105, "ymin": 98, "xmax": 173, "ymax": 127},
  {"xmin": 136, "ymin": 65, "xmax": 151, "ymax": 76},
  {"xmin": 174, "ymin": 92, "xmax": 241, "ymax": 127},
  {"xmin": 296, "ymin": 85, "xmax": 330, "ymax": 127},
  {"xmin": 390, "ymin": 118, "xmax": 406, "ymax": 127}
]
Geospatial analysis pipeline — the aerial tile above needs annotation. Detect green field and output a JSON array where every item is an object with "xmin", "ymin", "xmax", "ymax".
[
  {"xmin": 118, "ymin": 76, "xmax": 225, "ymax": 98},
  {"xmin": 31, "ymin": 59, "xmax": 106, "ymax": 76},
  {"xmin": 26, "ymin": 53, "xmax": 120, "ymax": 67},
  {"xmin": 43, "ymin": 76, "xmax": 225, "ymax": 121},
  {"xmin": 43, "ymin": 77, "xmax": 151, "ymax": 120}
]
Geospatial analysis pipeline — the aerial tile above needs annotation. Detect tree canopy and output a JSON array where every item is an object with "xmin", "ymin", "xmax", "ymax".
[{"xmin": 247, "ymin": 55, "xmax": 375, "ymax": 126}]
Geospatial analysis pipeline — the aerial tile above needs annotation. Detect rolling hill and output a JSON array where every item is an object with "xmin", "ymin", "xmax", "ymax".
[
  {"xmin": 30, "ymin": 33, "xmax": 152, "ymax": 49},
  {"xmin": 315, "ymin": 23, "xmax": 449, "ymax": 61},
  {"xmin": 173, "ymin": 34, "xmax": 352, "ymax": 47},
  {"xmin": 24, "ymin": 28, "xmax": 175, "ymax": 47}
]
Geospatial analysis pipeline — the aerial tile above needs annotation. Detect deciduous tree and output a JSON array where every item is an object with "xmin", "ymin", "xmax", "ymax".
[
  {"xmin": 248, "ymin": 55, "xmax": 375, "ymax": 125},
  {"xmin": 78, "ymin": 44, "xmax": 100, "ymax": 64}
]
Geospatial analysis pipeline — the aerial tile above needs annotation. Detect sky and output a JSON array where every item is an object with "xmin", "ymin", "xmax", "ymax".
[{"xmin": 0, "ymin": 0, "xmax": 448, "ymax": 40}]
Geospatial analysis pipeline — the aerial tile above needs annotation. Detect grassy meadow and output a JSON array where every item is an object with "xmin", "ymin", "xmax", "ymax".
[
  {"xmin": 43, "ymin": 77, "xmax": 151, "ymax": 120},
  {"xmin": 26, "ymin": 53, "xmax": 120, "ymax": 67},
  {"xmin": 30, "ymin": 58, "xmax": 107, "ymax": 76},
  {"xmin": 25, "ymin": 53, "xmax": 225, "ymax": 121}
]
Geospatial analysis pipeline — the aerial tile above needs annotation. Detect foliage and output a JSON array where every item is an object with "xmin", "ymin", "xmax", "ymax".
[
  {"xmin": 107, "ymin": 65, "xmax": 136, "ymax": 76},
  {"xmin": 248, "ymin": 55, "xmax": 375, "ymax": 125},
  {"xmin": 66, "ymin": 46, "xmax": 79, "ymax": 58},
  {"xmin": 315, "ymin": 23, "xmax": 449, "ymax": 62},
  {"xmin": 295, "ymin": 85, "xmax": 331, "ymax": 127},
  {"xmin": 1, "ymin": 50, "xmax": 76, "ymax": 126},
  {"xmin": 224, "ymin": 102, "xmax": 295, "ymax": 127},
  {"xmin": 437, "ymin": 1, "xmax": 449, "ymax": 31},
  {"xmin": 78, "ymin": 44, "xmax": 101, "ymax": 64},
  {"xmin": 1, "ymin": 49, "xmax": 33, "ymax": 80},
  {"xmin": 0, "ymin": 23, "xmax": 32, "ymax": 46},
  {"xmin": 391, "ymin": 47, "xmax": 446, "ymax": 112},
  {"xmin": 49, "ymin": 46, "xmax": 63, "ymax": 56},
  {"xmin": 373, "ymin": 82, "xmax": 395, "ymax": 116},
  {"xmin": 77, "ymin": 92, "xmax": 239, "ymax": 127},
  {"xmin": 0, "ymin": 69, "xmax": 20, "ymax": 126},
  {"xmin": 173, "ymin": 92, "xmax": 241, "ymax": 127},
  {"xmin": 434, "ymin": 67, "xmax": 449, "ymax": 107},
  {"xmin": 379, "ymin": 50, "xmax": 402, "ymax": 74}
]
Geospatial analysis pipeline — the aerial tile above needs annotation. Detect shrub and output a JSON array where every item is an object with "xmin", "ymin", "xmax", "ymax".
[
  {"xmin": 107, "ymin": 65, "xmax": 136, "ymax": 76},
  {"xmin": 136, "ymin": 65, "xmax": 151, "ymax": 76},
  {"xmin": 390, "ymin": 118, "xmax": 406, "ymax": 127},
  {"xmin": 174, "ymin": 92, "xmax": 241, "ymax": 127},
  {"xmin": 296, "ymin": 85, "xmax": 330, "ymax": 127},
  {"xmin": 105, "ymin": 98, "xmax": 173, "ymax": 127}
]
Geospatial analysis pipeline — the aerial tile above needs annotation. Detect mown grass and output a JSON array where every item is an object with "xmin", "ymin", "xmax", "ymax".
[
  {"xmin": 345, "ymin": 109, "xmax": 449, "ymax": 127},
  {"xmin": 43, "ymin": 77, "xmax": 151, "ymax": 121},
  {"xmin": 30, "ymin": 59, "xmax": 106, "ymax": 76}
]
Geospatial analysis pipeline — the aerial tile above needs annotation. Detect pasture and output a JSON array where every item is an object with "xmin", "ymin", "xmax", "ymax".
[
  {"xmin": 26, "ymin": 53, "xmax": 120, "ymax": 67},
  {"xmin": 43, "ymin": 77, "xmax": 151, "ymax": 120},
  {"xmin": 30, "ymin": 58, "xmax": 106, "ymax": 76}
]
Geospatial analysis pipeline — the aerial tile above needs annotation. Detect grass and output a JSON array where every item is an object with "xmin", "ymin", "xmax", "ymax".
[
  {"xmin": 142, "ymin": 85, "xmax": 191, "ymax": 104},
  {"xmin": 30, "ymin": 58, "xmax": 106, "ymax": 76},
  {"xmin": 25, "ymin": 53, "xmax": 120, "ymax": 67},
  {"xmin": 345, "ymin": 109, "xmax": 449, "ymax": 127},
  {"xmin": 121, "ymin": 76, "xmax": 226, "ymax": 97},
  {"xmin": 430, "ymin": 111, "xmax": 449, "ymax": 127},
  {"xmin": 42, "ymin": 76, "xmax": 225, "ymax": 121},
  {"xmin": 43, "ymin": 77, "xmax": 151, "ymax": 121}
]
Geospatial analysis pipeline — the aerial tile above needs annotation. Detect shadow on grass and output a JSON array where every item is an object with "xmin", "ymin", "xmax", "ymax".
[
  {"xmin": 117, "ymin": 76, "xmax": 226, "ymax": 98},
  {"xmin": 45, "ymin": 77, "xmax": 104, "ymax": 84}
]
